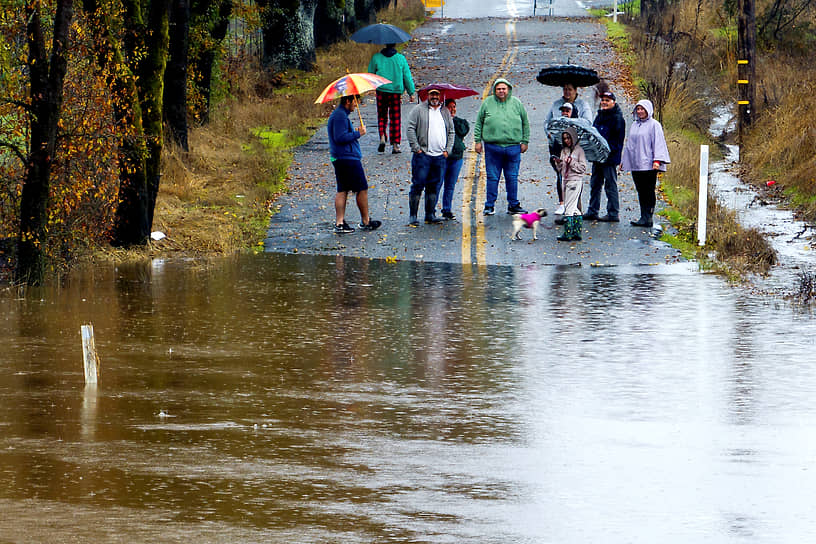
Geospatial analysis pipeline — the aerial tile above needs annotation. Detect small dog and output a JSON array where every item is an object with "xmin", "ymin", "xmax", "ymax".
[{"xmin": 511, "ymin": 208, "xmax": 548, "ymax": 241}]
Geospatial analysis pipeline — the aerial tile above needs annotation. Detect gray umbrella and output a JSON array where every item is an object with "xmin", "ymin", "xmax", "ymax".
[
  {"xmin": 350, "ymin": 23, "xmax": 412, "ymax": 44},
  {"xmin": 546, "ymin": 117, "xmax": 610, "ymax": 163}
]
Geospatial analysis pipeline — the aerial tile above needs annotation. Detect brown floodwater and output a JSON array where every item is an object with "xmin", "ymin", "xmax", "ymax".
[{"xmin": 1, "ymin": 253, "xmax": 815, "ymax": 542}]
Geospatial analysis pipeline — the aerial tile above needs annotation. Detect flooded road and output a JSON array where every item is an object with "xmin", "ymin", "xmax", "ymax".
[{"xmin": 2, "ymin": 254, "xmax": 815, "ymax": 542}]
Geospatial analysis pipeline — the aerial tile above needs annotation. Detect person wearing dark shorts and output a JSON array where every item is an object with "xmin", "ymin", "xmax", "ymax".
[{"xmin": 327, "ymin": 95, "xmax": 382, "ymax": 233}]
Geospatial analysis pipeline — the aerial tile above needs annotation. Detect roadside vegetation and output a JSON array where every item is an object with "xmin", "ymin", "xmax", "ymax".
[{"xmin": 595, "ymin": 0, "xmax": 815, "ymax": 282}]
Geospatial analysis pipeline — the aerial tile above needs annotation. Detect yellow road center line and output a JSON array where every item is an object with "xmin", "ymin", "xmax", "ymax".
[
  {"xmin": 459, "ymin": 154, "xmax": 477, "ymax": 265},
  {"xmin": 461, "ymin": 17, "xmax": 517, "ymax": 266},
  {"xmin": 475, "ymin": 158, "xmax": 488, "ymax": 265}
]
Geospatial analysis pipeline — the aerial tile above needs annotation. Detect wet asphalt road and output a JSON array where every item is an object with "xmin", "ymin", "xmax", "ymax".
[
  {"xmin": 265, "ymin": 16, "xmax": 683, "ymax": 268},
  {"xmin": 427, "ymin": 0, "xmax": 591, "ymax": 18}
]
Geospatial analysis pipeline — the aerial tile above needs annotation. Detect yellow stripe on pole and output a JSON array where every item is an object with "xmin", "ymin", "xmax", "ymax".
[
  {"xmin": 737, "ymin": 60, "xmax": 749, "ymax": 64},
  {"xmin": 424, "ymin": 0, "xmax": 443, "ymax": 6},
  {"xmin": 737, "ymin": 79, "xmax": 749, "ymax": 84},
  {"xmin": 737, "ymin": 100, "xmax": 750, "ymax": 105}
]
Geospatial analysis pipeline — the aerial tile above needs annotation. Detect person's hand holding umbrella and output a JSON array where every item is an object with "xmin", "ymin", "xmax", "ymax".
[{"xmin": 315, "ymin": 73, "xmax": 391, "ymax": 130}]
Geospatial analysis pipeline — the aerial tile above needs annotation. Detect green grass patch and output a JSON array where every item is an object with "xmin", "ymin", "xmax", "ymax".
[
  {"xmin": 254, "ymin": 127, "xmax": 310, "ymax": 149},
  {"xmin": 786, "ymin": 187, "xmax": 816, "ymax": 205},
  {"xmin": 661, "ymin": 181, "xmax": 696, "ymax": 210},
  {"xmin": 599, "ymin": 18, "xmax": 638, "ymax": 71},
  {"xmin": 660, "ymin": 206, "xmax": 688, "ymax": 226},
  {"xmin": 660, "ymin": 232, "xmax": 699, "ymax": 260}
]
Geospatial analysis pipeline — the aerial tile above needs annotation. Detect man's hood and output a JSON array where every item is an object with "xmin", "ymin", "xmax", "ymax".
[
  {"xmin": 633, "ymin": 99, "xmax": 654, "ymax": 120},
  {"xmin": 380, "ymin": 46, "xmax": 397, "ymax": 57},
  {"xmin": 491, "ymin": 78, "xmax": 514, "ymax": 99}
]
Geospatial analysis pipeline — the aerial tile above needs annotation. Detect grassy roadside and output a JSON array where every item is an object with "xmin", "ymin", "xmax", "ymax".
[
  {"xmin": 596, "ymin": 12, "xmax": 777, "ymax": 280},
  {"xmin": 91, "ymin": 1, "xmax": 426, "ymax": 264}
]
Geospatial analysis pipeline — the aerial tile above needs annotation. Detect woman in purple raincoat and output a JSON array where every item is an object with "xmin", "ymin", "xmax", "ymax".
[{"xmin": 620, "ymin": 99, "xmax": 671, "ymax": 227}]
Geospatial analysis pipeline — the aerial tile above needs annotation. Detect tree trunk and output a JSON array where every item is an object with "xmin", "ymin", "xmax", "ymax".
[
  {"xmin": 139, "ymin": 0, "xmax": 172, "ymax": 230},
  {"xmin": 164, "ymin": 0, "xmax": 190, "ymax": 151},
  {"xmin": 261, "ymin": 0, "xmax": 318, "ymax": 71},
  {"xmin": 190, "ymin": 0, "xmax": 233, "ymax": 125},
  {"xmin": 17, "ymin": 0, "xmax": 74, "ymax": 284},
  {"xmin": 314, "ymin": 0, "xmax": 350, "ymax": 47},
  {"xmin": 82, "ymin": 0, "xmax": 151, "ymax": 247},
  {"xmin": 82, "ymin": 0, "xmax": 170, "ymax": 246}
]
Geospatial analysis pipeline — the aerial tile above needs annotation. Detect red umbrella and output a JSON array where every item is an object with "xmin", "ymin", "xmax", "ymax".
[{"xmin": 417, "ymin": 83, "xmax": 479, "ymax": 102}]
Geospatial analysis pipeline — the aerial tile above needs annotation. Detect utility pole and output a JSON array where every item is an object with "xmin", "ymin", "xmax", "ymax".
[{"xmin": 737, "ymin": 0, "xmax": 757, "ymax": 149}]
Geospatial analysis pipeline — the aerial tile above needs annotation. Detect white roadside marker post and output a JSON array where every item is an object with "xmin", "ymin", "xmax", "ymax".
[{"xmin": 698, "ymin": 144, "xmax": 709, "ymax": 246}]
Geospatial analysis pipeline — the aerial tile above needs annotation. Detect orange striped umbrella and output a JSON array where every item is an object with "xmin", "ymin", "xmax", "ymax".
[
  {"xmin": 314, "ymin": 73, "xmax": 391, "ymax": 103},
  {"xmin": 315, "ymin": 73, "xmax": 391, "ymax": 131}
]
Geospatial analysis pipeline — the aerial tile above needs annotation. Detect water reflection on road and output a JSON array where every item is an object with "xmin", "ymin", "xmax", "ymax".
[{"xmin": 1, "ymin": 254, "xmax": 815, "ymax": 542}]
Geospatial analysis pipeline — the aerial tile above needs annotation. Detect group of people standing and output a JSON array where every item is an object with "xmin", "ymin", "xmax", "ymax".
[
  {"xmin": 326, "ymin": 46, "xmax": 670, "ymax": 241},
  {"xmin": 544, "ymin": 82, "xmax": 671, "ymax": 241}
]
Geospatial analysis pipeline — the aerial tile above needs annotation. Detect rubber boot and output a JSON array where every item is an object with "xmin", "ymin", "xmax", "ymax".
[
  {"xmin": 408, "ymin": 192, "xmax": 421, "ymax": 225},
  {"xmin": 572, "ymin": 215, "xmax": 583, "ymax": 240},
  {"xmin": 557, "ymin": 216, "xmax": 573, "ymax": 241},
  {"xmin": 424, "ymin": 186, "xmax": 442, "ymax": 223}
]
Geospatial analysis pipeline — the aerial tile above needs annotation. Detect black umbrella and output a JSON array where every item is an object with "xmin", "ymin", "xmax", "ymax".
[
  {"xmin": 350, "ymin": 23, "xmax": 412, "ymax": 45},
  {"xmin": 536, "ymin": 65, "xmax": 600, "ymax": 88}
]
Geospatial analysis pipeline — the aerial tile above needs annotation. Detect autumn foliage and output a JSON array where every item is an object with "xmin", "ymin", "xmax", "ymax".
[{"xmin": 1, "ymin": 8, "xmax": 123, "ymax": 265}]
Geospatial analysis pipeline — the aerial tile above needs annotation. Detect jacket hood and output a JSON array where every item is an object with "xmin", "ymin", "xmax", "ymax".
[
  {"xmin": 491, "ymin": 78, "xmax": 514, "ymax": 99},
  {"xmin": 380, "ymin": 46, "xmax": 397, "ymax": 57},
  {"xmin": 633, "ymin": 99, "xmax": 654, "ymax": 121},
  {"xmin": 562, "ymin": 126, "xmax": 579, "ymax": 149}
]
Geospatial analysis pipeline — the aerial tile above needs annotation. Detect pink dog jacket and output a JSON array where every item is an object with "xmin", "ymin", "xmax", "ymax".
[{"xmin": 519, "ymin": 212, "xmax": 540, "ymax": 228}]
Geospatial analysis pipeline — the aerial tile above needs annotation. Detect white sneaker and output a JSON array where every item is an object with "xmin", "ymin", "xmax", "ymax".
[{"xmin": 554, "ymin": 204, "xmax": 565, "ymax": 215}]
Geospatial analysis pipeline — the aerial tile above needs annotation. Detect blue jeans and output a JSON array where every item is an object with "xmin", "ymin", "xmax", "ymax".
[
  {"xmin": 587, "ymin": 162, "xmax": 620, "ymax": 217},
  {"xmin": 410, "ymin": 152, "xmax": 447, "ymax": 217},
  {"xmin": 441, "ymin": 157, "xmax": 464, "ymax": 213},
  {"xmin": 484, "ymin": 143, "xmax": 521, "ymax": 209}
]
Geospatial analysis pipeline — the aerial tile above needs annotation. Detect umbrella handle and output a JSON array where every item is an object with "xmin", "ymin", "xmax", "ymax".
[{"xmin": 354, "ymin": 95, "xmax": 365, "ymax": 131}]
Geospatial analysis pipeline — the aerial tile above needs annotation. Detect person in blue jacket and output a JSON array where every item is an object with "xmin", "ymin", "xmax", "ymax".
[{"xmin": 327, "ymin": 95, "xmax": 382, "ymax": 233}]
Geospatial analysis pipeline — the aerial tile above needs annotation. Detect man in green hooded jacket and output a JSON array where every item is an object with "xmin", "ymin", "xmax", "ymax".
[{"xmin": 473, "ymin": 78, "xmax": 530, "ymax": 215}]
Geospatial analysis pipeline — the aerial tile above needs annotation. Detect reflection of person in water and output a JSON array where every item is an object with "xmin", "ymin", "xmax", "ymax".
[{"xmin": 325, "ymin": 255, "xmax": 371, "ymax": 372}]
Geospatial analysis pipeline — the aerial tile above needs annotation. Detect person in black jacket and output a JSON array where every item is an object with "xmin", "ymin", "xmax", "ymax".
[
  {"xmin": 584, "ymin": 90, "xmax": 626, "ymax": 222},
  {"xmin": 439, "ymin": 98, "xmax": 470, "ymax": 220}
]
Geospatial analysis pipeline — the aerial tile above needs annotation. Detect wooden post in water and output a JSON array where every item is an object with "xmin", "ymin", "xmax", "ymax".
[
  {"xmin": 697, "ymin": 145, "xmax": 709, "ymax": 246},
  {"xmin": 81, "ymin": 324, "xmax": 100, "ymax": 385}
]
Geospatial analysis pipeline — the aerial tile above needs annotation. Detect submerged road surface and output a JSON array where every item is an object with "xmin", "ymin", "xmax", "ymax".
[{"xmin": 266, "ymin": 16, "xmax": 683, "ymax": 268}]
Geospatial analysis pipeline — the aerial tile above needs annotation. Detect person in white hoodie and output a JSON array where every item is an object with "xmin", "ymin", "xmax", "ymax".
[{"xmin": 620, "ymin": 99, "xmax": 671, "ymax": 227}]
